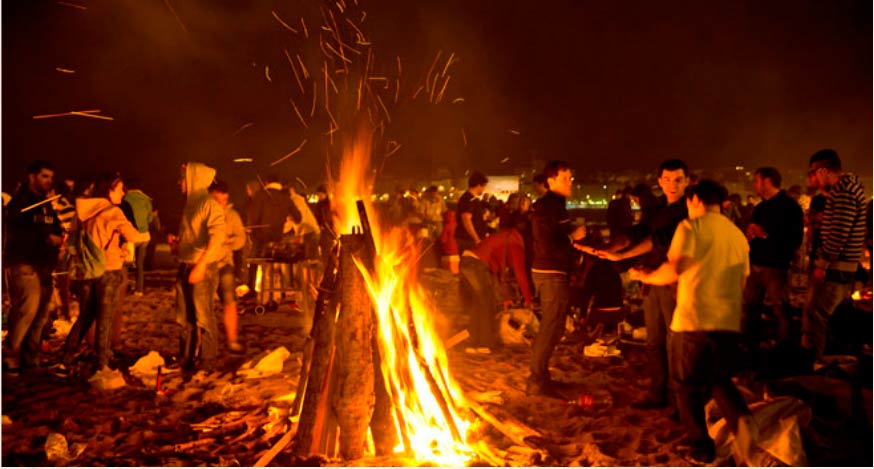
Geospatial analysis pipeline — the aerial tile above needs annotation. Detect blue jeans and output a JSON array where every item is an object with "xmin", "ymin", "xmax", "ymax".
[
  {"xmin": 63, "ymin": 270, "xmax": 124, "ymax": 368},
  {"xmin": 459, "ymin": 256, "xmax": 499, "ymax": 348},
  {"xmin": 529, "ymin": 272, "xmax": 569, "ymax": 383},
  {"xmin": 643, "ymin": 283, "xmax": 676, "ymax": 402},
  {"xmin": 802, "ymin": 277, "xmax": 853, "ymax": 359},
  {"xmin": 176, "ymin": 263, "xmax": 219, "ymax": 368},
  {"xmin": 6, "ymin": 263, "xmax": 54, "ymax": 367}
]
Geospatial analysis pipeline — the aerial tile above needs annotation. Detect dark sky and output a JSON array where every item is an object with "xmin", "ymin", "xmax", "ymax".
[{"xmin": 2, "ymin": 0, "xmax": 871, "ymax": 213}]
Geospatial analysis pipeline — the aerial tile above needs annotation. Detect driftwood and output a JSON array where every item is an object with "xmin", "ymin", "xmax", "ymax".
[
  {"xmin": 469, "ymin": 403, "xmax": 545, "ymax": 451},
  {"xmin": 292, "ymin": 239, "xmax": 341, "ymax": 456},
  {"xmin": 253, "ymin": 418, "xmax": 300, "ymax": 467},
  {"xmin": 332, "ymin": 234, "xmax": 376, "ymax": 460},
  {"xmin": 444, "ymin": 329, "xmax": 470, "ymax": 350}
]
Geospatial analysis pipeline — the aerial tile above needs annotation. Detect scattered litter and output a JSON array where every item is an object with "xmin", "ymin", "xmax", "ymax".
[
  {"xmin": 583, "ymin": 339, "xmax": 621, "ymax": 358},
  {"xmin": 707, "ymin": 396, "xmax": 811, "ymax": 466},
  {"xmin": 499, "ymin": 308, "xmax": 539, "ymax": 346},
  {"xmin": 45, "ymin": 433, "xmax": 85, "ymax": 463},
  {"xmin": 237, "ymin": 346, "xmax": 292, "ymax": 379},
  {"xmin": 468, "ymin": 390, "xmax": 504, "ymax": 405},
  {"xmin": 129, "ymin": 351, "xmax": 166, "ymax": 388},
  {"xmin": 88, "ymin": 367, "xmax": 126, "ymax": 390}
]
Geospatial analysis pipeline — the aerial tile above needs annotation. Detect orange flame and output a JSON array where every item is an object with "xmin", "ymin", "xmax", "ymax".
[{"xmin": 332, "ymin": 128, "xmax": 474, "ymax": 465}]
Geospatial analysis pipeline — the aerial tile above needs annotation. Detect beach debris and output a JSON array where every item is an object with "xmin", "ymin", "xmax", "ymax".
[
  {"xmin": 128, "ymin": 351, "xmax": 166, "ymax": 388},
  {"xmin": 237, "ymin": 346, "xmax": 293, "ymax": 379}
]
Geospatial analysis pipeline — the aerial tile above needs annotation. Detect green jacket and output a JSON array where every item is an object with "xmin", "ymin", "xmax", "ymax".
[{"xmin": 123, "ymin": 189, "xmax": 154, "ymax": 233}]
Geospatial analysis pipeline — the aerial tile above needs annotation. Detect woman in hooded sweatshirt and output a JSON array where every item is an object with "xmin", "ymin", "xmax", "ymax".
[{"xmin": 58, "ymin": 173, "xmax": 146, "ymax": 376}]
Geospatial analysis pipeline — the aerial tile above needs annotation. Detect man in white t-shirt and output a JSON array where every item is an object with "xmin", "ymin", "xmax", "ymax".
[{"xmin": 630, "ymin": 179, "xmax": 757, "ymax": 465}]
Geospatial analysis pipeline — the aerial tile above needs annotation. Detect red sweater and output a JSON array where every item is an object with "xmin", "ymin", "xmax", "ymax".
[{"xmin": 468, "ymin": 229, "xmax": 533, "ymax": 305}]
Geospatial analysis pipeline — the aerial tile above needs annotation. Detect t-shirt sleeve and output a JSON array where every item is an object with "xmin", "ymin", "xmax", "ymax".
[
  {"xmin": 667, "ymin": 220, "xmax": 694, "ymax": 262},
  {"xmin": 457, "ymin": 194, "xmax": 472, "ymax": 216}
]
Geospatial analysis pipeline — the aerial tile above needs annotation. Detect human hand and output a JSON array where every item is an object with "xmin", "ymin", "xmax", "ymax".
[
  {"xmin": 746, "ymin": 223, "xmax": 768, "ymax": 240},
  {"xmin": 188, "ymin": 262, "xmax": 207, "ymax": 284}
]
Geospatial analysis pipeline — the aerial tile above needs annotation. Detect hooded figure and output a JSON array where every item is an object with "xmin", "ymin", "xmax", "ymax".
[
  {"xmin": 61, "ymin": 175, "xmax": 147, "ymax": 376},
  {"xmin": 175, "ymin": 162, "xmax": 226, "ymax": 373}
]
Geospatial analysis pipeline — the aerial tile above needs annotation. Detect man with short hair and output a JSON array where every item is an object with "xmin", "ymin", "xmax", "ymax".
[
  {"xmin": 209, "ymin": 180, "xmax": 246, "ymax": 354},
  {"xmin": 527, "ymin": 160, "xmax": 586, "ymax": 396},
  {"xmin": 532, "ymin": 173, "xmax": 549, "ymax": 199},
  {"xmin": 3, "ymin": 161, "xmax": 63, "ymax": 371},
  {"xmin": 743, "ymin": 167, "xmax": 804, "ymax": 349},
  {"xmin": 593, "ymin": 159, "xmax": 691, "ymax": 409},
  {"xmin": 631, "ymin": 179, "xmax": 755, "ymax": 464},
  {"xmin": 454, "ymin": 171, "xmax": 489, "ymax": 254},
  {"xmin": 245, "ymin": 174, "xmax": 301, "ymax": 293},
  {"xmin": 802, "ymin": 149, "xmax": 868, "ymax": 362}
]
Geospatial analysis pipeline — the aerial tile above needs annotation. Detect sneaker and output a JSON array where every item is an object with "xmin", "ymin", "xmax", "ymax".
[
  {"xmin": 228, "ymin": 342, "xmax": 246, "ymax": 355},
  {"xmin": 133, "ymin": 291, "xmax": 144, "ymax": 297}
]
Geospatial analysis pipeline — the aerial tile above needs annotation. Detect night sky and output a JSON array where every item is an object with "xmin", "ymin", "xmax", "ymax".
[{"xmin": 2, "ymin": 0, "xmax": 871, "ymax": 214}]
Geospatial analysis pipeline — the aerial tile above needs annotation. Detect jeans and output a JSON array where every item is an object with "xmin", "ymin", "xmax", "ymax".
[
  {"xmin": 529, "ymin": 272, "xmax": 569, "ymax": 383},
  {"xmin": 63, "ymin": 270, "xmax": 124, "ymax": 368},
  {"xmin": 743, "ymin": 265, "xmax": 790, "ymax": 346},
  {"xmin": 459, "ymin": 256, "xmax": 499, "ymax": 348},
  {"xmin": 802, "ymin": 277, "xmax": 853, "ymax": 359},
  {"xmin": 6, "ymin": 263, "xmax": 54, "ymax": 367},
  {"xmin": 643, "ymin": 283, "xmax": 676, "ymax": 402},
  {"xmin": 134, "ymin": 242, "xmax": 148, "ymax": 293},
  {"xmin": 217, "ymin": 264, "xmax": 236, "ymax": 307},
  {"xmin": 176, "ymin": 263, "xmax": 219, "ymax": 368},
  {"xmin": 669, "ymin": 331, "xmax": 750, "ymax": 446}
]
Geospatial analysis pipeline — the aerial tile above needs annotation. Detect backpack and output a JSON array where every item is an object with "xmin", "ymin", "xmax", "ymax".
[{"xmin": 65, "ymin": 208, "xmax": 112, "ymax": 281}]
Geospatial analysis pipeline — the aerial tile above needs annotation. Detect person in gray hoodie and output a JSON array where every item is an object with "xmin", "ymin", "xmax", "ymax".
[{"xmin": 173, "ymin": 162, "xmax": 226, "ymax": 373}]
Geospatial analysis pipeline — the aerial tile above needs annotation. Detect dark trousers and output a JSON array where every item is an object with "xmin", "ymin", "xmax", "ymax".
[
  {"xmin": 456, "ymin": 238, "xmax": 476, "ymax": 256},
  {"xmin": 643, "ymin": 283, "xmax": 676, "ymax": 402},
  {"xmin": 6, "ymin": 263, "xmax": 54, "ymax": 367},
  {"xmin": 529, "ymin": 272, "xmax": 569, "ymax": 383},
  {"xmin": 670, "ymin": 331, "xmax": 751, "ymax": 445},
  {"xmin": 176, "ymin": 263, "xmax": 219, "ymax": 367},
  {"xmin": 459, "ymin": 256, "xmax": 498, "ymax": 348},
  {"xmin": 743, "ymin": 265, "xmax": 790, "ymax": 347},
  {"xmin": 63, "ymin": 270, "xmax": 124, "ymax": 368},
  {"xmin": 134, "ymin": 242, "xmax": 148, "ymax": 293},
  {"xmin": 802, "ymin": 276, "xmax": 853, "ymax": 359}
]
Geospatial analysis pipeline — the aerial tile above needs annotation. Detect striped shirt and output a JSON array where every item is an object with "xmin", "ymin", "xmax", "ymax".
[
  {"xmin": 816, "ymin": 173, "xmax": 868, "ymax": 271},
  {"xmin": 52, "ymin": 195, "xmax": 77, "ymax": 233}
]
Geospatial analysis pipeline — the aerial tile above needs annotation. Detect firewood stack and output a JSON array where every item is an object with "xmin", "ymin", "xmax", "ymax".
[{"xmin": 292, "ymin": 214, "xmax": 392, "ymax": 460}]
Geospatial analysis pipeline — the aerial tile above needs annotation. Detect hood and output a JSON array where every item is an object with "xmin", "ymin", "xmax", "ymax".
[
  {"xmin": 186, "ymin": 162, "xmax": 216, "ymax": 200},
  {"xmin": 124, "ymin": 189, "xmax": 151, "ymax": 201},
  {"xmin": 76, "ymin": 197, "xmax": 115, "ymax": 222}
]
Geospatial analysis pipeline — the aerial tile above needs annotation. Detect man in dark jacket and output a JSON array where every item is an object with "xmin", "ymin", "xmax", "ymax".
[
  {"xmin": 2, "ymin": 160, "xmax": 63, "ymax": 371},
  {"xmin": 455, "ymin": 171, "xmax": 489, "ymax": 254},
  {"xmin": 743, "ymin": 167, "xmax": 804, "ymax": 349},
  {"xmin": 245, "ymin": 175, "xmax": 301, "ymax": 292},
  {"xmin": 527, "ymin": 160, "xmax": 586, "ymax": 396}
]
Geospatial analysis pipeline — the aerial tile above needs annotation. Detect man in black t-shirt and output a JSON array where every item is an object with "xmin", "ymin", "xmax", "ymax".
[
  {"xmin": 588, "ymin": 159, "xmax": 690, "ymax": 410},
  {"xmin": 454, "ymin": 171, "xmax": 489, "ymax": 254}
]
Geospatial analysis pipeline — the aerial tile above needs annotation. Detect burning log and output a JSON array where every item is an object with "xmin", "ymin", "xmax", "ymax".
[
  {"xmin": 293, "ymin": 240, "xmax": 341, "ymax": 456},
  {"xmin": 331, "ymin": 233, "xmax": 376, "ymax": 460}
]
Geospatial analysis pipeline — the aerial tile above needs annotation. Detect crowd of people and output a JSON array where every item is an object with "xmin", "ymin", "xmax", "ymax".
[{"xmin": 2, "ymin": 148, "xmax": 871, "ymax": 464}]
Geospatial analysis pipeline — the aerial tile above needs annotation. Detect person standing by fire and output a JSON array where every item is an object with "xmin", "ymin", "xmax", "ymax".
[
  {"xmin": 454, "ymin": 171, "xmax": 489, "ymax": 255},
  {"xmin": 172, "ymin": 162, "xmax": 226, "ymax": 374},
  {"xmin": 527, "ymin": 160, "xmax": 586, "ymax": 396},
  {"xmin": 2, "ymin": 161, "xmax": 63, "ymax": 372},
  {"xmin": 209, "ymin": 180, "xmax": 246, "ymax": 355},
  {"xmin": 630, "ymin": 180, "xmax": 756, "ymax": 464},
  {"xmin": 588, "ymin": 159, "xmax": 690, "ymax": 410}
]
